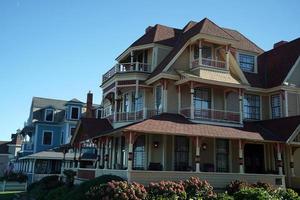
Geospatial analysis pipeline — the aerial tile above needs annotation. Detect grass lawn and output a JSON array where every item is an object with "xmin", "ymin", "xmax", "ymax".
[{"xmin": 0, "ymin": 191, "xmax": 22, "ymax": 200}]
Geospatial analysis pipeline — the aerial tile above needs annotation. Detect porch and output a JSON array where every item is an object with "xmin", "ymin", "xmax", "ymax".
[{"xmin": 68, "ymin": 114, "xmax": 289, "ymax": 189}]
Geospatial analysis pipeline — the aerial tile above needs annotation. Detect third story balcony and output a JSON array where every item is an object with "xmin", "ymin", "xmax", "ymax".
[{"xmin": 102, "ymin": 62, "xmax": 151, "ymax": 84}]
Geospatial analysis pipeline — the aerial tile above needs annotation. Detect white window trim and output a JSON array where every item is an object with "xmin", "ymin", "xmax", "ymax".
[
  {"xmin": 243, "ymin": 93, "xmax": 262, "ymax": 120},
  {"xmin": 42, "ymin": 130, "xmax": 53, "ymax": 146},
  {"xmin": 44, "ymin": 108, "xmax": 54, "ymax": 122},
  {"xmin": 70, "ymin": 106, "xmax": 80, "ymax": 120},
  {"xmin": 237, "ymin": 51, "xmax": 258, "ymax": 73}
]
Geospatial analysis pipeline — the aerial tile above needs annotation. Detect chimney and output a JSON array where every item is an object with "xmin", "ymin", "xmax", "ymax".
[
  {"xmin": 86, "ymin": 91, "xmax": 93, "ymax": 118},
  {"xmin": 273, "ymin": 40, "xmax": 288, "ymax": 49}
]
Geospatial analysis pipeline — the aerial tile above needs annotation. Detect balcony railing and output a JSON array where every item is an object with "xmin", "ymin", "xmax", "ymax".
[
  {"xmin": 102, "ymin": 62, "xmax": 151, "ymax": 83},
  {"xmin": 180, "ymin": 107, "xmax": 240, "ymax": 123},
  {"xmin": 191, "ymin": 58, "xmax": 226, "ymax": 70},
  {"xmin": 103, "ymin": 108, "xmax": 160, "ymax": 123}
]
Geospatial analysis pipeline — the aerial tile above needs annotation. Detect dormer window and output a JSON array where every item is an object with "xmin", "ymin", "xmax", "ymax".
[
  {"xmin": 70, "ymin": 106, "xmax": 80, "ymax": 120},
  {"xmin": 239, "ymin": 53, "xmax": 255, "ymax": 72},
  {"xmin": 45, "ymin": 109, "xmax": 54, "ymax": 122}
]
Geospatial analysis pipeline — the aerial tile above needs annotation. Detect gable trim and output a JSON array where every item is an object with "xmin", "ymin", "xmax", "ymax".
[
  {"xmin": 283, "ymin": 56, "xmax": 300, "ymax": 85},
  {"xmin": 287, "ymin": 124, "xmax": 300, "ymax": 143}
]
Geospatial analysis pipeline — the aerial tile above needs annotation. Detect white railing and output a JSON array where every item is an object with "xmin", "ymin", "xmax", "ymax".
[
  {"xmin": 103, "ymin": 108, "xmax": 160, "ymax": 123},
  {"xmin": 180, "ymin": 107, "xmax": 240, "ymax": 123},
  {"xmin": 191, "ymin": 58, "xmax": 226, "ymax": 70},
  {"xmin": 102, "ymin": 62, "xmax": 151, "ymax": 82}
]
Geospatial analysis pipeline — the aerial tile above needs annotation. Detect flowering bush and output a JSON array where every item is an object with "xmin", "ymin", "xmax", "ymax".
[
  {"xmin": 182, "ymin": 177, "xmax": 216, "ymax": 200},
  {"xmin": 225, "ymin": 180, "xmax": 250, "ymax": 195},
  {"xmin": 86, "ymin": 180, "xmax": 147, "ymax": 200},
  {"xmin": 274, "ymin": 188, "xmax": 300, "ymax": 200},
  {"xmin": 147, "ymin": 180, "xmax": 186, "ymax": 200},
  {"xmin": 233, "ymin": 187, "xmax": 276, "ymax": 200}
]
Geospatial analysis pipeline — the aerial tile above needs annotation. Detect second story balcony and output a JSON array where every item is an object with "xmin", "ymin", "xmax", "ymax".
[{"xmin": 102, "ymin": 62, "xmax": 151, "ymax": 84}]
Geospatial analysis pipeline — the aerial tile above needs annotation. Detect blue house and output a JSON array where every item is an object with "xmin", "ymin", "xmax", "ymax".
[{"xmin": 15, "ymin": 92, "xmax": 100, "ymax": 182}]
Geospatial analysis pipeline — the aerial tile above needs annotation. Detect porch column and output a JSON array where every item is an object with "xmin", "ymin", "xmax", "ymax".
[
  {"xmin": 135, "ymin": 80, "xmax": 139, "ymax": 120},
  {"xmin": 277, "ymin": 143, "xmax": 283, "ymax": 175},
  {"xmin": 78, "ymin": 146, "xmax": 82, "ymax": 169},
  {"xmin": 97, "ymin": 139, "xmax": 101, "ymax": 168},
  {"xmin": 177, "ymin": 85, "xmax": 181, "ymax": 114},
  {"xmin": 112, "ymin": 138, "xmax": 116, "ymax": 169},
  {"xmin": 190, "ymin": 82, "xmax": 195, "ymax": 120},
  {"xmin": 130, "ymin": 51, "xmax": 134, "ymax": 69},
  {"xmin": 195, "ymin": 136, "xmax": 201, "ymax": 172},
  {"xmin": 198, "ymin": 40, "xmax": 202, "ymax": 65},
  {"xmin": 104, "ymin": 137, "xmax": 109, "ymax": 169},
  {"xmin": 73, "ymin": 148, "xmax": 77, "ymax": 168},
  {"xmin": 163, "ymin": 80, "xmax": 168, "ymax": 113},
  {"xmin": 28, "ymin": 160, "xmax": 32, "ymax": 173},
  {"xmin": 128, "ymin": 132, "xmax": 133, "ymax": 171},
  {"xmin": 238, "ymin": 140, "xmax": 244, "ymax": 173},
  {"xmin": 290, "ymin": 146, "xmax": 295, "ymax": 177},
  {"xmin": 225, "ymin": 45, "xmax": 230, "ymax": 70},
  {"xmin": 239, "ymin": 89, "xmax": 243, "ymax": 124},
  {"xmin": 100, "ymin": 139, "xmax": 104, "ymax": 167},
  {"xmin": 114, "ymin": 87, "xmax": 118, "ymax": 122}
]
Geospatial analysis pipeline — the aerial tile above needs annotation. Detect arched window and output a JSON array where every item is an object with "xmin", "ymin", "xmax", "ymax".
[{"xmin": 133, "ymin": 135, "xmax": 145, "ymax": 170}]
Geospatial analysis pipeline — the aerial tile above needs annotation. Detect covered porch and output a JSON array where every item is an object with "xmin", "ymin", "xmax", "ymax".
[{"xmin": 68, "ymin": 114, "xmax": 289, "ymax": 189}]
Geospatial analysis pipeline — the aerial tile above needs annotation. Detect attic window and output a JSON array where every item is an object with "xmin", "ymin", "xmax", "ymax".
[
  {"xmin": 71, "ymin": 106, "xmax": 80, "ymax": 120},
  {"xmin": 45, "ymin": 109, "xmax": 54, "ymax": 122},
  {"xmin": 239, "ymin": 54, "xmax": 255, "ymax": 72}
]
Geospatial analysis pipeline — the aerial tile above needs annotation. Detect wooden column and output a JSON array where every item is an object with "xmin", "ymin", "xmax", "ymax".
[
  {"xmin": 239, "ymin": 89, "xmax": 243, "ymax": 124},
  {"xmin": 163, "ymin": 80, "xmax": 168, "ymax": 113},
  {"xmin": 78, "ymin": 146, "xmax": 82, "ymax": 169},
  {"xmin": 195, "ymin": 136, "xmax": 201, "ymax": 172},
  {"xmin": 226, "ymin": 45, "xmax": 230, "ymax": 70},
  {"xmin": 97, "ymin": 139, "xmax": 101, "ymax": 168},
  {"xmin": 130, "ymin": 51, "xmax": 134, "ymax": 70},
  {"xmin": 127, "ymin": 132, "xmax": 134, "ymax": 171},
  {"xmin": 114, "ymin": 87, "xmax": 118, "ymax": 122},
  {"xmin": 290, "ymin": 146, "xmax": 295, "ymax": 177},
  {"xmin": 198, "ymin": 40, "xmax": 202, "ymax": 65},
  {"xmin": 73, "ymin": 148, "xmax": 77, "ymax": 168},
  {"xmin": 177, "ymin": 85, "xmax": 181, "ymax": 114},
  {"xmin": 104, "ymin": 137, "xmax": 109, "ymax": 169},
  {"xmin": 238, "ymin": 140, "xmax": 244, "ymax": 173},
  {"xmin": 277, "ymin": 143, "xmax": 283, "ymax": 175},
  {"xmin": 190, "ymin": 82, "xmax": 195, "ymax": 119}
]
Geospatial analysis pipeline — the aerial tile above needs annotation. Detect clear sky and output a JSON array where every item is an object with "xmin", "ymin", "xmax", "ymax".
[{"xmin": 0, "ymin": 0, "xmax": 299, "ymax": 140}]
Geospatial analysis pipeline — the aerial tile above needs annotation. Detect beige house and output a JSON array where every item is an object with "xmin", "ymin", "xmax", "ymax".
[{"xmin": 68, "ymin": 18, "xmax": 300, "ymax": 189}]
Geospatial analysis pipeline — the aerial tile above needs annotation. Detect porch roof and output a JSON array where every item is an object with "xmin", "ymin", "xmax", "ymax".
[
  {"xmin": 19, "ymin": 151, "xmax": 78, "ymax": 160},
  {"xmin": 123, "ymin": 113, "xmax": 264, "ymax": 141}
]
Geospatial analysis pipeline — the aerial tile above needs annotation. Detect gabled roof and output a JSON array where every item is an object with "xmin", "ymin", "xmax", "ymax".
[
  {"xmin": 32, "ymin": 97, "xmax": 68, "ymax": 110},
  {"xmin": 244, "ymin": 38, "xmax": 300, "ymax": 88},
  {"xmin": 72, "ymin": 118, "xmax": 113, "ymax": 145},
  {"xmin": 148, "ymin": 18, "xmax": 264, "ymax": 80}
]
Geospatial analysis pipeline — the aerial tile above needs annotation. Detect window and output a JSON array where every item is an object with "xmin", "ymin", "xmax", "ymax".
[
  {"xmin": 194, "ymin": 88, "xmax": 211, "ymax": 119},
  {"xmin": 131, "ymin": 91, "xmax": 143, "ymax": 112},
  {"xmin": 71, "ymin": 107, "xmax": 80, "ymax": 119},
  {"xmin": 70, "ymin": 127, "xmax": 76, "ymax": 136},
  {"xmin": 243, "ymin": 94, "xmax": 261, "ymax": 120},
  {"xmin": 133, "ymin": 135, "xmax": 145, "ymax": 170},
  {"xmin": 43, "ymin": 131, "xmax": 52, "ymax": 145},
  {"xmin": 155, "ymin": 85, "xmax": 162, "ymax": 114},
  {"xmin": 202, "ymin": 46, "xmax": 212, "ymax": 59},
  {"xmin": 45, "ymin": 109, "xmax": 54, "ymax": 122},
  {"xmin": 96, "ymin": 109, "xmax": 101, "ymax": 119},
  {"xmin": 60, "ymin": 132, "xmax": 64, "ymax": 144},
  {"xmin": 123, "ymin": 93, "xmax": 129, "ymax": 112},
  {"xmin": 216, "ymin": 139, "xmax": 229, "ymax": 172},
  {"xmin": 194, "ymin": 45, "xmax": 199, "ymax": 59},
  {"xmin": 239, "ymin": 54, "xmax": 255, "ymax": 72},
  {"xmin": 271, "ymin": 94, "xmax": 281, "ymax": 118}
]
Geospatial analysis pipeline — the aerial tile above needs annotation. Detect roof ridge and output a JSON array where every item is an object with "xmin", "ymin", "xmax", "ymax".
[
  {"xmin": 263, "ymin": 37, "xmax": 300, "ymax": 54},
  {"xmin": 201, "ymin": 18, "xmax": 236, "ymax": 40}
]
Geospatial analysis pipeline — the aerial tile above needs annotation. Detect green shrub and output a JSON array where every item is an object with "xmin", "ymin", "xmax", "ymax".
[
  {"xmin": 147, "ymin": 180, "xmax": 186, "ymax": 200},
  {"xmin": 87, "ymin": 180, "xmax": 147, "ymax": 200},
  {"xmin": 252, "ymin": 181, "xmax": 274, "ymax": 192},
  {"xmin": 216, "ymin": 193, "xmax": 234, "ymax": 200},
  {"xmin": 63, "ymin": 174, "xmax": 124, "ymax": 200},
  {"xmin": 44, "ymin": 185, "xmax": 72, "ymax": 200},
  {"xmin": 182, "ymin": 177, "xmax": 216, "ymax": 200},
  {"xmin": 233, "ymin": 187, "xmax": 276, "ymax": 200},
  {"xmin": 27, "ymin": 175, "xmax": 64, "ymax": 200},
  {"xmin": 274, "ymin": 188, "xmax": 300, "ymax": 200}
]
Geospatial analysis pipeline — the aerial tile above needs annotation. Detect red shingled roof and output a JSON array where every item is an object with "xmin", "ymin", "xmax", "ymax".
[
  {"xmin": 123, "ymin": 113, "xmax": 264, "ymax": 141},
  {"xmin": 244, "ymin": 38, "xmax": 300, "ymax": 88}
]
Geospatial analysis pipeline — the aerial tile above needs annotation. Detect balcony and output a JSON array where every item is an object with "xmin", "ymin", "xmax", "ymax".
[
  {"xmin": 191, "ymin": 58, "xmax": 226, "ymax": 70},
  {"xmin": 103, "ymin": 109, "xmax": 160, "ymax": 123},
  {"xmin": 180, "ymin": 107, "xmax": 241, "ymax": 124},
  {"xmin": 102, "ymin": 62, "xmax": 151, "ymax": 83}
]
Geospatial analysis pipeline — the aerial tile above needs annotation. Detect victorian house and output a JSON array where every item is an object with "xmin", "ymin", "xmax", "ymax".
[{"xmin": 62, "ymin": 18, "xmax": 299, "ymax": 189}]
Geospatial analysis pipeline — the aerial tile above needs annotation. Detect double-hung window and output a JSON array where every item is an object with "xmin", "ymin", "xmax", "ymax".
[
  {"xmin": 243, "ymin": 94, "xmax": 261, "ymax": 120},
  {"xmin": 43, "ymin": 131, "xmax": 52, "ymax": 145},
  {"xmin": 271, "ymin": 94, "xmax": 281, "ymax": 118},
  {"xmin": 45, "ymin": 109, "xmax": 54, "ymax": 122},
  {"xmin": 239, "ymin": 54, "xmax": 255, "ymax": 72},
  {"xmin": 216, "ymin": 139, "xmax": 229, "ymax": 172}
]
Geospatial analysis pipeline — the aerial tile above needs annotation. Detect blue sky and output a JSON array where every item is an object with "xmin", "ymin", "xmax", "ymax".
[{"xmin": 0, "ymin": 0, "xmax": 299, "ymax": 140}]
